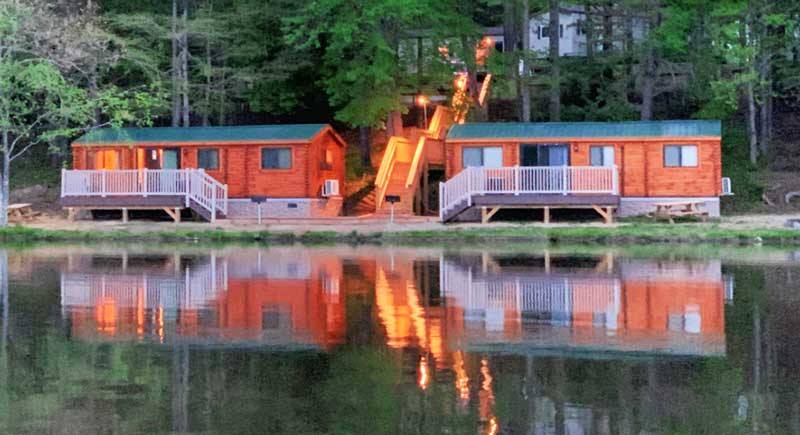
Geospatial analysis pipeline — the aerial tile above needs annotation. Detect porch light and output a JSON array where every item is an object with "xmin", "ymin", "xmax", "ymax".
[
  {"xmin": 416, "ymin": 94, "xmax": 430, "ymax": 127},
  {"xmin": 454, "ymin": 75, "xmax": 467, "ymax": 91}
]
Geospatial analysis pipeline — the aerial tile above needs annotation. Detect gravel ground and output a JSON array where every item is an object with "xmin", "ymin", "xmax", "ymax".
[{"xmin": 15, "ymin": 213, "xmax": 800, "ymax": 234}]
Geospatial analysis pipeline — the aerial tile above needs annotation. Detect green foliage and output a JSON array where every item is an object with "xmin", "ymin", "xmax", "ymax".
[{"xmin": 720, "ymin": 123, "xmax": 764, "ymax": 213}]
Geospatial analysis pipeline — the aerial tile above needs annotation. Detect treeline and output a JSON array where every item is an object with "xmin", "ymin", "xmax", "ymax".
[{"xmin": 4, "ymin": 0, "xmax": 800, "ymax": 170}]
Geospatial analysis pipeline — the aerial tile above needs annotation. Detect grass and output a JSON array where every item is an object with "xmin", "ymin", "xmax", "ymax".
[{"xmin": 2, "ymin": 222, "xmax": 800, "ymax": 246}]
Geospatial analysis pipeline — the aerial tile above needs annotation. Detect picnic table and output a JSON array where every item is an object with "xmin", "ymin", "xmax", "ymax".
[
  {"xmin": 7, "ymin": 203, "xmax": 40, "ymax": 222},
  {"xmin": 649, "ymin": 201, "xmax": 708, "ymax": 224}
]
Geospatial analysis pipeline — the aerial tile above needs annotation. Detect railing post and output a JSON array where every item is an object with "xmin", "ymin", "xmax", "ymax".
[
  {"xmin": 60, "ymin": 169, "xmax": 66, "ymax": 197},
  {"xmin": 612, "ymin": 165, "xmax": 619, "ymax": 195},
  {"xmin": 185, "ymin": 170, "xmax": 191, "ymax": 207},
  {"xmin": 439, "ymin": 181, "xmax": 444, "ymax": 221},
  {"xmin": 514, "ymin": 166, "xmax": 520, "ymax": 195},
  {"xmin": 561, "ymin": 166, "xmax": 568, "ymax": 195},
  {"xmin": 101, "ymin": 171, "xmax": 107, "ymax": 197},
  {"xmin": 210, "ymin": 184, "xmax": 217, "ymax": 223},
  {"xmin": 143, "ymin": 168, "xmax": 148, "ymax": 197}
]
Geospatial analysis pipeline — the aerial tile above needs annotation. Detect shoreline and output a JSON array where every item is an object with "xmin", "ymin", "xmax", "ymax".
[{"xmin": 2, "ymin": 218, "xmax": 800, "ymax": 246}]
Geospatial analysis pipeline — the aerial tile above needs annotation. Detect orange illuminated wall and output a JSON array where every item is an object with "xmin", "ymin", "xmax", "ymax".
[{"xmin": 620, "ymin": 280, "xmax": 724, "ymax": 333}]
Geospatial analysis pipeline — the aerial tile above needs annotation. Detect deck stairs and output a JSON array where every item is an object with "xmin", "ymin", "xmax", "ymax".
[{"xmin": 371, "ymin": 105, "xmax": 455, "ymax": 216}]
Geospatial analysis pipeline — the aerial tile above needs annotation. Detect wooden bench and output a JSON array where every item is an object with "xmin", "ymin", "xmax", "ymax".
[
  {"xmin": 649, "ymin": 201, "xmax": 708, "ymax": 224},
  {"xmin": 7, "ymin": 203, "xmax": 40, "ymax": 222}
]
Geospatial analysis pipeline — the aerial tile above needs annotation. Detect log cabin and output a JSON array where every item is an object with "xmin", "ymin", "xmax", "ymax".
[
  {"xmin": 63, "ymin": 124, "xmax": 346, "ymax": 221},
  {"xmin": 439, "ymin": 120, "xmax": 727, "ymax": 223}
]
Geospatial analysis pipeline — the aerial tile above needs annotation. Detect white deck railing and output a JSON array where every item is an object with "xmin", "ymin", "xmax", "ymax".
[
  {"xmin": 61, "ymin": 169, "xmax": 228, "ymax": 218},
  {"xmin": 439, "ymin": 165, "xmax": 618, "ymax": 220}
]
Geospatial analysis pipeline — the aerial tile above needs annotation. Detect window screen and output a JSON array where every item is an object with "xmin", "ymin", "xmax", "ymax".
[
  {"xmin": 262, "ymin": 148, "xmax": 292, "ymax": 169},
  {"xmin": 462, "ymin": 147, "xmax": 503, "ymax": 167},
  {"xmin": 664, "ymin": 145, "xmax": 698, "ymax": 167},
  {"xmin": 198, "ymin": 148, "xmax": 219, "ymax": 170},
  {"xmin": 462, "ymin": 148, "xmax": 484, "ymax": 167},
  {"xmin": 590, "ymin": 146, "xmax": 614, "ymax": 167}
]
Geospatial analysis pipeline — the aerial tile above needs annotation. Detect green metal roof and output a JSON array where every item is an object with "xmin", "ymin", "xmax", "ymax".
[
  {"xmin": 447, "ymin": 120, "xmax": 722, "ymax": 140},
  {"xmin": 73, "ymin": 124, "xmax": 331, "ymax": 145}
]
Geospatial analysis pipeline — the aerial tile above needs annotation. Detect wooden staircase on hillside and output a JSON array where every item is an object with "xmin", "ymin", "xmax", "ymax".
[{"xmin": 369, "ymin": 106, "xmax": 454, "ymax": 217}]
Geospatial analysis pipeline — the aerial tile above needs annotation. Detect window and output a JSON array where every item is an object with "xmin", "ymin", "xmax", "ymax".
[
  {"xmin": 462, "ymin": 147, "xmax": 503, "ymax": 168},
  {"xmin": 539, "ymin": 26, "xmax": 549, "ymax": 39},
  {"xmin": 321, "ymin": 148, "xmax": 334, "ymax": 170},
  {"xmin": 198, "ymin": 148, "xmax": 219, "ymax": 170},
  {"xmin": 664, "ymin": 145, "xmax": 698, "ymax": 167},
  {"xmin": 576, "ymin": 20, "xmax": 585, "ymax": 35},
  {"xmin": 590, "ymin": 146, "xmax": 615, "ymax": 167},
  {"xmin": 261, "ymin": 147, "xmax": 292, "ymax": 169},
  {"xmin": 559, "ymin": 24, "xmax": 564, "ymax": 38}
]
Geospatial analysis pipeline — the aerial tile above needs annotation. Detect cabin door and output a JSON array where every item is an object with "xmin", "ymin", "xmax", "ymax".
[
  {"xmin": 162, "ymin": 149, "xmax": 180, "ymax": 169},
  {"xmin": 144, "ymin": 148, "xmax": 181, "ymax": 169},
  {"xmin": 519, "ymin": 144, "xmax": 569, "ymax": 192}
]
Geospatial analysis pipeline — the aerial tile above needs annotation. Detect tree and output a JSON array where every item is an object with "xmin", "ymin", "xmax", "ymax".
[
  {"xmin": 548, "ymin": 0, "xmax": 561, "ymax": 121},
  {"xmin": 0, "ymin": 0, "xmax": 161, "ymax": 226},
  {"xmin": 287, "ymin": 0, "xmax": 482, "ymax": 165}
]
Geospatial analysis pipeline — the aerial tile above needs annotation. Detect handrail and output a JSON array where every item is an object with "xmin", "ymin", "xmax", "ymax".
[
  {"xmin": 374, "ymin": 137, "xmax": 410, "ymax": 209},
  {"xmin": 440, "ymin": 166, "xmax": 619, "ymax": 220},
  {"xmin": 405, "ymin": 106, "xmax": 453, "ymax": 189},
  {"xmin": 404, "ymin": 136, "xmax": 428, "ymax": 188},
  {"xmin": 374, "ymin": 137, "xmax": 400, "ymax": 191},
  {"xmin": 61, "ymin": 169, "xmax": 229, "ymax": 219},
  {"xmin": 478, "ymin": 73, "xmax": 492, "ymax": 107}
]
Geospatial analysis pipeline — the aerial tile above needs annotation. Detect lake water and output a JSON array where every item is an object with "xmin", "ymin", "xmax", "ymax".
[{"xmin": 0, "ymin": 244, "xmax": 796, "ymax": 434}]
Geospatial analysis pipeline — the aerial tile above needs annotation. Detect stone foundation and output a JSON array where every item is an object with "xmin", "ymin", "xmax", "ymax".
[
  {"xmin": 226, "ymin": 197, "xmax": 342, "ymax": 219},
  {"xmin": 618, "ymin": 197, "xmax": 720, "ymax": 218}
]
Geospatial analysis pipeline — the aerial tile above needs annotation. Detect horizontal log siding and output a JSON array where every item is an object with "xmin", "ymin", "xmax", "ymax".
[{"xmin": 445, "ymin": 138, "xmax": 722, "ymax": 198}]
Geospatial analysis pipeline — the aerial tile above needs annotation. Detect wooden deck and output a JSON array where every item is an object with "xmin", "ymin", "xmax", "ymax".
[
  {"xmin": 439, "ymin": 166, "xmax": 620, "ymax": 223},
  {"xmin": 443, "ymin": 193, "xmax": 620, "ymax": 223},
  {"xmin": 60, "ymin": 169, "xmax": 228, "ymax": 222}
]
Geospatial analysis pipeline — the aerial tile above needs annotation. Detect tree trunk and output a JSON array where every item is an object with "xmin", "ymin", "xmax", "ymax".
[
  {"xmin": 746, "ymin": 80, "xmax": 758, "ymax": 164},
  {"xmin": 358, "ymin": 126, "xmax": 372, "ymax": 169},
  {"xmin": 0, "ymin": 132, "xmax": 8, "ymax": 228},
  {"xmin": 758, "ymin": 57, "xmax": 771, "ymax": 156},
  {"xmin": 180, "ymin": 0, "xmax": 190, "ymax": 127},
  {"xmin": 602, "ymin": 2, "xmax": 613, "ymax": 52},
  {"xmin": 203, "ymin": 30, "xmax": 212, "ymax": 126},
  {"xmin": 520, "ymin": 0, "xmax": 531, "ymax": 122},
  {"xmin": 584, "ymin": 1, "xmax": 595, "ymax": 59},
  {"xmin": 171, "ymin": 0, "xmax": 180, "ymax": 127},
  {"xmin": 548, "ymin": 0, "xmax": 561, "ymax": 121},
  {"xmin": 504, "ymin": 1, "xmax": 521, "ymax": 120},
  {"xmin": 640, "ymin": 46, "xmax": 656, "ymax": 120},
  {"xmin": 218, "ymin": 56, "xmax": 227, "ymax": 125}
]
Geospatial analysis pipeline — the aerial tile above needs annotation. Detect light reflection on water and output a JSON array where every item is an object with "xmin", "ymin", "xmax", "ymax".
[{"xmin": 0, "ymin": 246, "xmax": 793, "ymax": 434}]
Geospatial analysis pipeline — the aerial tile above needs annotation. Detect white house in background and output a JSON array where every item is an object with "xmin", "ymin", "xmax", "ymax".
[{"xmin": 528, "ymin": 6, "xmax": 647, "ymax": 57}]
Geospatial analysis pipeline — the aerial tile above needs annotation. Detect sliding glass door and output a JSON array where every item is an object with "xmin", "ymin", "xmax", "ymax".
[
  {"xmin": 519, "ymin": 144, "xmax": 569, "ymax": 166},
  {"xmin": 519, "ymin": 144, "xmax": 570, "ymax": 192}
]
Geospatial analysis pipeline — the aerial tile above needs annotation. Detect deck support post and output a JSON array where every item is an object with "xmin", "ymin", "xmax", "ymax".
[
  {"xmin": 592, "ymin": 205, "xmax": 614, "ymax": 224},
  {"xmin": 481, "ymin": 206, "xmax": 501, "ymax": 224},
  {"xmin": 163, "ymin": 207, "xmax": 181, "ymax": 223},
  {"xmin": 543, "ymin": 206, "xmax": 550, "ymax": 224},
  {"xmin": 122, "ymin": 208, "xmax": 129, "ymax": 223},
  {"xmin": 67, "ymin": 208, "xmax": 76, "ymax": 221}
]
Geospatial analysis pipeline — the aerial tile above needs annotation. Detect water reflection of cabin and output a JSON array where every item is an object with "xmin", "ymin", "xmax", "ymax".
[
  {"xmin": 63, "ymin": 125, "xmax": 346, "ymax": 221},
  {"xmin": 440, "ymin": 121, "xmax": 724, "ymax": 222},
  {"xmin": 439, "ymin": 253, "xmax": 726, "ymax": 357},
  {"xmin": 60, "ymin": 250, "xmax": 345, "ymax": 350}
]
